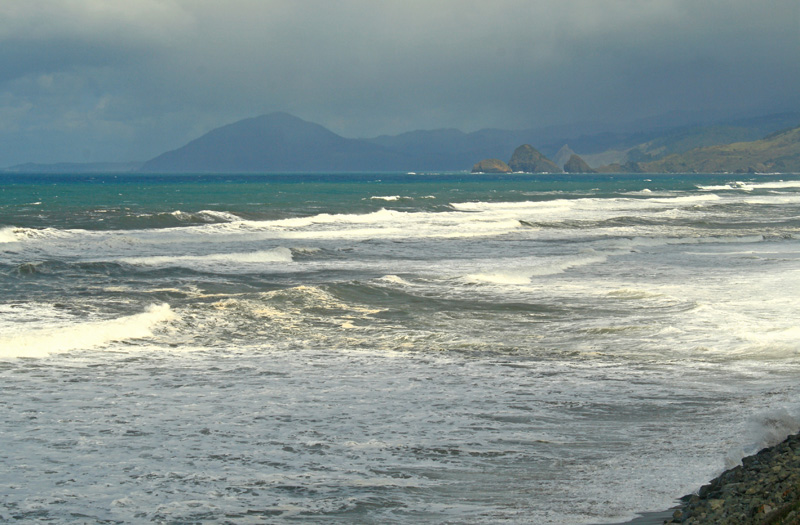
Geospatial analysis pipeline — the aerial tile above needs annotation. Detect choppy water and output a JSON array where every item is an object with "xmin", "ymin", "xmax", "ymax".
[{"xmin": 1, "ymin": 172, "xmax": 799, "ymax": 523}]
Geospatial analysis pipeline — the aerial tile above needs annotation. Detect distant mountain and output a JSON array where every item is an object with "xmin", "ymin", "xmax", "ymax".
[
  {"xmin": 141, "ymin": 112, "xmax": 413, "ymax": 173},
  {"xmin": 141, "ymin": 112, "xmax": 592, "ymax": 173},
  {"xmin": 640, "ymin": 125, "xmax": 800, "ymax": 173},
  {"xmin": 137, "ymin": 111, "xmax": 800, "ymax": 173},
  {"xmin": 2, "ymin": 162, "xmax": 142, "ymax": 173}
]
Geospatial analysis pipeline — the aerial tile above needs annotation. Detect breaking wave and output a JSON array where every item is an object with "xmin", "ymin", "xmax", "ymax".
[
  {"xmin": 0, "ymin": 304, "xmax": 176, "ymax": 359},
  {"xmin": 0, "ymin": 227, "xmax": 18, "ymax": 243},
  {"xmin": 119, "ymin": 247, "xmax": 293, "ymax": 270}
]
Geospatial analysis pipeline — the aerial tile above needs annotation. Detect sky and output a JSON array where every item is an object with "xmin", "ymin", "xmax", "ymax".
[{"xmin": 0, "ymin": 0, "xmax": 798, "ymax": 166}]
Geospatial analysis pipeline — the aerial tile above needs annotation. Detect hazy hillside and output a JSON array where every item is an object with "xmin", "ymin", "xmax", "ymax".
[
  {"xmin": 642, "ymin": 125, "xmax": 800, "ymax": 173},
  {"xmin": 589, "ymin": 113, "xmax": 800, "ymax": 166}
]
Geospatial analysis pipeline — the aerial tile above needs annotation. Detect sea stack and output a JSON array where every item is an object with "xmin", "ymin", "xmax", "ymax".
[
  {"xmin": 471, "ymin": 158, "xmax": 512, "ymax": 173},
  {"xmin": 562, "ymin": 154, "xmax": 595, "ymax": 173},
  {"xmin": 553, "ymin": 144, "xmax": 577, "ymax": 169},
  {"xmin": 508, "ymin": 144, "xmax": 562, "ymax": 173}
]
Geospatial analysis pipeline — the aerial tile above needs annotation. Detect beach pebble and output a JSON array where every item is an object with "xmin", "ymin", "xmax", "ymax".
[{"xmin": 665, "ymin": 433, "xmax": 800, "ymax": 524}]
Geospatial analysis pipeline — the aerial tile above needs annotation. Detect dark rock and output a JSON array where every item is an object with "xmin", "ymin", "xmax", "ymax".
[
  {"xmin": 562, "ymin": 154, "xmax": 595, "ymax": 173},
  {"xmin": 507, "ymin": 144, "xmax": 562, "ymax": 173},
  {"xmin": 665, "ymin": 432, "xmax": 800, "ymax": 524},
  {"xmin": 471, "ymin": 158, "xmax": 512, "ymax": 173}
]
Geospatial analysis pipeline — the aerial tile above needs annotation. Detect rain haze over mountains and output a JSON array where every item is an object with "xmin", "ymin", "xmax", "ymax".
[{"xmin": 0, "ymin": 0, "xmax": 798, "ymax": 167}]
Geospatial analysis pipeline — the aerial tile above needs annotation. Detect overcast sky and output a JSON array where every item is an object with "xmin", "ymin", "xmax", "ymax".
[{"xmin": 0, "ymin": 0, "xmax": 798, "ymax": 165}]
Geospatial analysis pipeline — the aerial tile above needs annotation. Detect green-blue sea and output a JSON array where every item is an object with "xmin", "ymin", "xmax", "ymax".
[{"xmin": 1, "ymin": 172, "xmax": 800, "ymax": 523}]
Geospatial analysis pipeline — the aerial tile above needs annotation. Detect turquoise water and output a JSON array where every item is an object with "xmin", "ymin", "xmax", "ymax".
[{"xmin": 1, "ymin": 172, "xmax": 800, "ymax": 523}]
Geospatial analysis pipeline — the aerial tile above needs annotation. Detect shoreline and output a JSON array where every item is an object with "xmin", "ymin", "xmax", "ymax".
[{"xmin": 617, "ymin": 432, "xmax": 800, "ymax": 524}]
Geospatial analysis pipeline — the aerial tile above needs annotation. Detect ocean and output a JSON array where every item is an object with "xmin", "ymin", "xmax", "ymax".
[{"xmin": 1, "ymin": 172, "xmax": 799, "ymax": 523}]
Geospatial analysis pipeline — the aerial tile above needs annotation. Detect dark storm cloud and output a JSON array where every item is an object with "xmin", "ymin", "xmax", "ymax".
[{"xmin": 0, "ymin": 0, "xmax": 798, "ymax": 165}]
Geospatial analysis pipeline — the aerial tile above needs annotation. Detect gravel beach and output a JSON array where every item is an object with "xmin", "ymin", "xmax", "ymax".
[{"xmin": 661, "ymin": 432, "xmax": 800, "ymax": 524}]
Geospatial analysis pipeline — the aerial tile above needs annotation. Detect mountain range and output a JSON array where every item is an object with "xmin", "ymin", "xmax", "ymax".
[
  {"xmin": 139, "ymin": 111, "xmax": 800, "ymax": 173},
  {"xmin": 3, "ymin": 111, "xmax": 800, "ymax": 174}
]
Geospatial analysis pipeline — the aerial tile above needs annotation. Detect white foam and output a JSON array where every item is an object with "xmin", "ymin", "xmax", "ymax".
[
  {"xmin": 464, "ymin": 254, "xmax": 607, "ymax": 285},
  {"xmin": 450, "ymin": 195, "xmax": 724, "ymax": 229},
  {"xmin": 378, "ymin": 275, "xmax": 413, "ymax": 286},
  {"xmin": 756, "ymin": 180, "xmax": 800, "ymax": 189},
  {"xmin": 0, "ymin": 227, "xmax": 18, "ymax": 243},
  {"xmin": 0, "ymin": 304, "xmax": 175, "ymax": 359},
  {"xmin": 738, "ymin": 325, "xmax": 800, "ymax": 347},
  {"xmin": 7, "ymin": 227, "xmax": 74, "ymax": 242},
  {"xmin": 268, "ymin": 208, "xmax": 405, "ymax": 228},
  {"xmin": 725, "ymin": 409, "xmax": 800, "ymax": 468},
  {"xmin": 697, "ymin": 181, "xmax": 754, "ymax": 191},
  {"xmin": 167, "ymin": 209, "xmax": 240, "ymax": 222},
  {"xmin": 169, "ymin": 210, "xmax": 193, "ymax": 220},
  {"xmin": 241, "ymin": 207, "xmax": 524, "ymax": 240},
  {"xmin": 290, "ymin": 246, "xmax": 321, "ymax": 255},
  {"xmin": 698, "ymin": 180, "xmax": 800, "ymax": 192},
  {"xmin": 196, "ymin": 210, "xmax": 241, "ymax": 222},
  {"xmin": 649, "ymin": 194, "xmax": 723, "ymax": 205},
  {"xmin": 465, "ymin": 270, "xmax": 534, "ymax": 285},
  {"xmin": 120, "ymin": 247, "xmax": 293, "ymax": 269},
  {"xmin": 370, "ymin": 195, "xmax": 405, "ymax": 201},
  {"xmin": 450, "ymin": 199, "xmax": 576, "ymax": 212}
]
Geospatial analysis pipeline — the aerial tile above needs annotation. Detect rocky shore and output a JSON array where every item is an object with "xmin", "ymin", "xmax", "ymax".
[{"xmin": 664, "ymin": 432, "xmax": 800, "ymax": 524}]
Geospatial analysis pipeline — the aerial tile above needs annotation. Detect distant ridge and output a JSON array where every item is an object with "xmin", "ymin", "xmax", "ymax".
[
  {"xmin": 640, "ymin": 124, "xmax": 800, "ymax": 173},
  {"xmin": 135, "ymin": 111, "xmax": 800, "ymax": 174},
  {"xmin": 140, "ymin": 112, "xmax": 413, "ymax": 173}
]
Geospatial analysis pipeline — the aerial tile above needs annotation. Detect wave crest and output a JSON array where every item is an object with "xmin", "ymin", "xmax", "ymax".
[
  {"xmin": 119, "ymin": 247, "xmax": 293, "ymax": 270},
  {"xmin": 0, "ymin": 304, "xmax": 176, "ymax": 359}
]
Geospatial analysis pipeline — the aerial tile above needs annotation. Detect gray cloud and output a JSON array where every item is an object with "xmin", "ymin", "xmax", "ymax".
[{"xmin": 0, "ymin": 0, "xmax": 798, "ymax": 165}]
